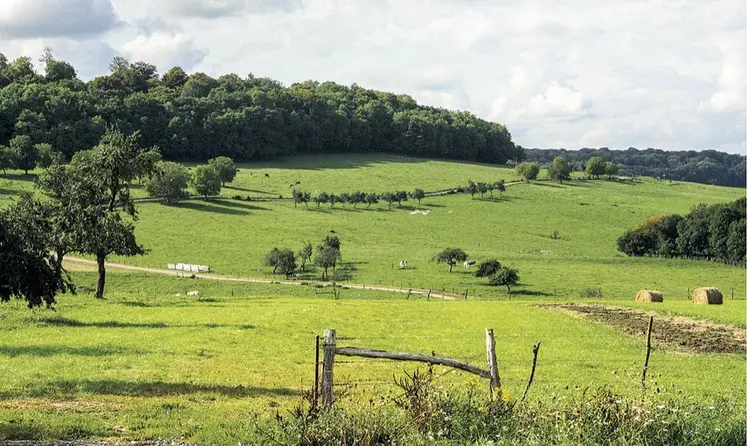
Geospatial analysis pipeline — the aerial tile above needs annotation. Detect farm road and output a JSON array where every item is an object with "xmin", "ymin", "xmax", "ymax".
[{"xmin": 63, "ymin": 257, "xmax": 457, "ymax": 300}]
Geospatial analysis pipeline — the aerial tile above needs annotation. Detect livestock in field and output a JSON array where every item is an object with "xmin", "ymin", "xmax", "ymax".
[
  {"xmin": 463, "ymin": 260, "xmax": 476, "ymax": 267},
  {"xmin": 187, "ymin": 290, "xmax": 200, "ymax": 297},
  {"xmin": 399, "ymin": 260, "xmax": 408, "ymax": 269}
]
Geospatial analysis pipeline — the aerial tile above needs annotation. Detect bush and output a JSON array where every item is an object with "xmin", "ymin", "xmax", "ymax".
[
  {"xmin": 475, "ymin": 259, "xmax": 501, "ymax": 277},
  {"xmin": 580, "ymin": 287, "xmax": 603, "ymax": 298}
]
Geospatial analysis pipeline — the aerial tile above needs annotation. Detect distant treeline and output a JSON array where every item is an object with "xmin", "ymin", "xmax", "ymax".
[
  {"xmin": 0, "ymin": 52, "xmax": 520, "ymax": 164},
  {"xmin": 617, "ymin": 197, "xmax": 746, "ymax": 266},
  {"xmin": 522, "ymin": 147, "xmax": 746, "ymax": 188}
]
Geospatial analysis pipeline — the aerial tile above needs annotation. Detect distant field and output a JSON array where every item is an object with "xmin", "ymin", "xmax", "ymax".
[
  {"xmin": 1, "ymin": 154, "xmax": 744, "ymax": 302},
  {"xmin": 0, "ymin": 272, "xmax": 744, "ymax": 444}
]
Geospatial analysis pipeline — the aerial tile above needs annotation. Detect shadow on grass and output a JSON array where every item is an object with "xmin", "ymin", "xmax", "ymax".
[
  {"xmin": 34, "ymin": 316, "xmax": 254, "ymax": 330},
  {"xmin": 1, "ymin": 379, "xmax": 301, "ymax": 398},
  {"xmin": 174, "ymin": 200, "xmax": 269, "ymax": 215},
  {"xmin": 507, "ymin": 289, "xmax": 553, "ymax": 297},
  {"xmin": 212, "ymin": 199, "xmax": 270, "ymax": 211},
  {"xmin": 0, "ymin": 345, "xmax": 142, "ymax": 358},
  {"xmin": 224, "ymin": 185, "xmax": 276, "ymax": 195}
]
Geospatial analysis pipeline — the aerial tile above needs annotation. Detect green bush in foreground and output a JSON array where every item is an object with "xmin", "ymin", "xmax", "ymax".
[{"xmin": 268, "ymin": 381, "xmax": 745, "ymax": 446}]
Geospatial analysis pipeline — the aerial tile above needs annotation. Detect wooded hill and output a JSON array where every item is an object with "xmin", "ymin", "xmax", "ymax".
[
  {"xmin": 0, "ymin": 53, "xmax": 519, "ymax": 164},
  {"xmin": 523, "ymin": 147, "xmax": 746, "ymax": 188}
]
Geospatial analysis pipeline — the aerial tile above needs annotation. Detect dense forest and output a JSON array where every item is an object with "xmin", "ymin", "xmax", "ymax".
[
  {"xmin": 617, "ymin": 197, "xmax": 746, "ymax": 266},
  {"xmin": 523, "ymin": 147, "xmax": 746, "ymax": 188},
  {"xmin": 0, "ymin": 51, "xmax": 519, "ymax": 164}
]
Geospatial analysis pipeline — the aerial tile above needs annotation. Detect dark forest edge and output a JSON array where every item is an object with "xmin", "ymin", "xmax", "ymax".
[
  {"xmin": 0, "ymin": 50, "xmax": 744, "ymax": 188},
  {"xmin": 617, "ymin": 197, "xmax": 746, "ymax": 266}
]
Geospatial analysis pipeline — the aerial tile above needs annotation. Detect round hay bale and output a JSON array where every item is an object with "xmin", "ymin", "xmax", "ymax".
[
  {"xmin": 692, "ymin": 287, "xmax": 723, "ymax": 305},
  {"xmin": 635, "ymin": 290, "xmax": 663, "ymax": 302}
]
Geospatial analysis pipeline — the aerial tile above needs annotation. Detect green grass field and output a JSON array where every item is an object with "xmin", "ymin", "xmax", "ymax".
[
  {"xmin": 0, "ymin": 273, "xmax": 744, "ymax": 444},
  {"xmin": 0, "ymin": 154, "xmax": 745, "ymax": 443}
]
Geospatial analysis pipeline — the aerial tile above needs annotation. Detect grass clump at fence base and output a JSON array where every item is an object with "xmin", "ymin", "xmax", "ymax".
[
  {"xmin": 636, "ymin": 290, "xmax": 663, "ymax": 302},
  {"xmin": 268, "ymin": 374, "xmax": 745, "ymax": 446},
  {"xmin": 692, "ymin": 287, "xmax": 724, "ymax": 305}
]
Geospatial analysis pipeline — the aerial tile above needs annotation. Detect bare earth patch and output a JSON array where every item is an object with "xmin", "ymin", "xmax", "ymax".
[{"xmin": 546, "ymin": 304, "xmax": 746, "ymax": 355}]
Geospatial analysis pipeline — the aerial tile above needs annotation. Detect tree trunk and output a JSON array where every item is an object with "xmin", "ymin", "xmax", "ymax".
[
  {"xmin": 449, "ymin": 263, "xmax": 454, "ymax": 273},
  {"xmin": 54, "ymin": 246, "xmax": 66, "ymax": 274},
  {"xmin": 95, "ymin": 254, "xmax": 106, "ymax": 299}
]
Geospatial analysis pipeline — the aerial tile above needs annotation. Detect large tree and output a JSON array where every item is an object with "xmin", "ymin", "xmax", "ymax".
[
  {"xmin": 9, "ymin": 135, "xmax": 37, "ymax": 175},
  {"xmin": 585, "ymin": 156, "xmax": 606, "ymax": 178},
  {"xmin": 516, "ymin": 162, "xmax": 539, "ymax": 181},
  {"xmin": 145, "ymin": 161, "xmax": 190, "ymax": 203},
  {"xmin": 548, "ymin": 156, "xmax": 571, "ymax": 183},
  {"xmin": 190, "ymin": 164, "xmax": 222, "ymax": 199},
  {"xmin": 434, "ymin": 248, "xmax": 468, "ymax": 273},
  {"xmin": 208, "ymin": 156, "xmax": 238, "ymax": 186},
  {"xmin": 0, "ymin": 193, "xmax": 74, "ymax": 308}
]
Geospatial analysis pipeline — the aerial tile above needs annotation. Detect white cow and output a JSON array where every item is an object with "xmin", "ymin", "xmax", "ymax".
[
  {"xmin": 187, "ymin": 290, "xmax": 200, "ymax": 297},
  {"xmin": 399, "ymin": 260, "xmax": 408, "ymax": 269},
  {"xmin": 463, "ymin": 260, "xmax": 476, "ymax": 267}
]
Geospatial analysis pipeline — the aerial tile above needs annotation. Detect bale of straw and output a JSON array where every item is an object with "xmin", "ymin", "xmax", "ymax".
[
  {"xmin": 635, "ymin": 290, "xmax": 663, "ymax": 302},
  {"xmin": 692, "ymin": 287, "xmax": 723, "ymax": 305}
]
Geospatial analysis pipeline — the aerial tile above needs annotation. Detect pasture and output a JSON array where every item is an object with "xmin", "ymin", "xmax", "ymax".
[
  {"xmin": 0, "ymin": 154, "xmax": 745, "ymax": 443},
  {"xmin": 0, "ymin": 272, "xmax": 744, "ymax": 444}
]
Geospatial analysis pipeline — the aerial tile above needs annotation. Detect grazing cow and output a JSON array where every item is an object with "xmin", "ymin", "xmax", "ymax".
[
  {"xmin": 295, "ymin": 180, "xmax": 301, "ymax": 185},
  {"xmin": 265, "ymin": 173, "xmax": 270, "ymax": 178},
  {"xmin": 463, "ymin": 260, "xmax": 476, "ymax": 267},
  {"xmin": 399, "ymin": 260, "xmax": 408, "ymax": 269},
  {"xmin": 187, "ymin": 290, "xmax": 199, "ymax": 296}
]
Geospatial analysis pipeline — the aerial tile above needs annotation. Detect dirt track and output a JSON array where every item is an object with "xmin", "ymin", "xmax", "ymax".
[
  {"xmin": 547, "ymin": 304, "xmax": 746, "ymax": 354},
  {"xmin": 63, "ymin": 257, "xmax": 457, "ymax": 301}
]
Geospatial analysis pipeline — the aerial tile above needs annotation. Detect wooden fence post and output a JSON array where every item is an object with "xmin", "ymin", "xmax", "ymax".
[
  {"xmin": 640, "ymin": 316, "xmax": 653, "ymax": 391},
  {"xmin": 464, "ymin": 288, "xmax": 468, "ymax": 300},
  {"xmin": 485, "ymin": 328, "xmax": 501, "ymax": 393},
  {"xmin": 427, "ymin": 289, "xmax": 431, "ymax": 301},
  {"xmin": 322, "ymin": 329, "xmax": 336, "ymax": 407},
  {"xmin": 314, "ymin": 335, "xmax": 320, "ymax": 410}
]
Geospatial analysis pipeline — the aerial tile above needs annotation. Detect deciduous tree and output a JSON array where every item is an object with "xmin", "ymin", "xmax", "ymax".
[{"xmin": 434, "ymin": 248, "xmax": 468, "ymax": 273}]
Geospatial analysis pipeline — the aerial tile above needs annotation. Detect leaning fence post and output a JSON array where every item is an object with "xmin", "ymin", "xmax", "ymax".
[
  {"xmin": 640, "ymin": 316, "xmax": 654, "ymax": 391},
  {"xmin": 322, "ymin": 329, "xmax": 336, "ymax": 407},
  {"xmin": 485, "ymin": 328, "xmax": 501, "ymax": 393}
]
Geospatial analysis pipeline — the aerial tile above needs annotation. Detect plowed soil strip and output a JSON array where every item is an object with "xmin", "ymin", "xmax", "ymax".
[{"xmin": 546, "ymin": 304, "xmax": 746, "ymax": 355}]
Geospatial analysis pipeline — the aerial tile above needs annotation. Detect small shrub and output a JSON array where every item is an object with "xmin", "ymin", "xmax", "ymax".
[
  {"xmin": 551, "ymin": 231, "xmax": 560, "ymax": 240},
  {"xmin": 232, "ymin": 194, "xmax": 243, "ymax": 200},
  {"xmin": 580, "ymin": 287, "xmax": 603, "ymax": 298}
]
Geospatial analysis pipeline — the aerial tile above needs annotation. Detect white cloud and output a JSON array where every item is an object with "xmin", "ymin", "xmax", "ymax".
[
  {"xmin": 121, "ymin": 33, "xmax": 207, "ymax": 72},
  {"xmin": 0, "ymin": 0, "xmax": 744, "ymax": 153},
  {"xmin": 0, "ymin": 0, "xmax": 119, "ymax": 39}
]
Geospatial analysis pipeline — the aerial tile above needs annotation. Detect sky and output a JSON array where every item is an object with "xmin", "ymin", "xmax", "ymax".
[{"xmin": 0, "ymin": 0, "xmax": 745, "ymax": 154}]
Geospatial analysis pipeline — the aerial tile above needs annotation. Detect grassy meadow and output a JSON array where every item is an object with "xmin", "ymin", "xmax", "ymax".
[
  {"xmin": 0, "ymin": 272, "xmax": 744, "ymax": 443},
  {"xmin": 0, "ymin": 154, "xmax": 745, "ymax": 443}
]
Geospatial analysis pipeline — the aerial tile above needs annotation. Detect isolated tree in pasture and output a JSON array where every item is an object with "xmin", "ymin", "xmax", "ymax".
[
  {"xmin": 475, "ymin": 259, "xmax": 502, "ymax": 278},
  {"xmin": 64, "ymin": 129, "xmax": 157, "ymax": 298},
  {"xmin": 466, "ymin": 180, "xmax": 478, "ymax": 198},
  {"xmin": 208, "ymin": 156, "xmax": 237, "ymax": 186},
  {"xmin": 264, "ymin": 248, "xmax": 283, "ymax": 274},
  {"xmin": 9, "ymin": 135, "xmax": 37, "ymax": 174},
  {"xmin": 382, "ymin": 192, "xmax": 397, "ymax": 208},
  {"xmin": 489, "ymin": 267, "xmax": 519, "ymax": 292},
  {"xmin": 276, "ymin": 250, "xmax": 297, "ymax": 278},
  {"xmin": 35, "ymin": 143, "xmax": 64, "ymax": 169},
  {"xmin": 364, "ymin": 193, "xmax": 379, "ymax": 208},
  {"xmin": 585, "ymin": 156, "xmax": 606, "ymax": 179},
  {"xmin": 395, "ymin": 191, "xmax": 408, "ymax": 206},
  {"xmin": 516, "ymin": 162, "xmax": 539, "ymax": 181},
  {"xmin": 315, "ymin": 192, "xmax": 330, "ymax": 207},
  {"xmin": 0, "ymin": 198, "xmax": 73, "ymax": 308},
  {"xmin": 314, "ymin": 245, "xmax": 340, "ymax": 280},
  {"xmin": 411, "ymin": 188, "xmax": 425, "ymax": 204},
  {"xmin": 548, "ymin": 156, "xmax": 571, "ymax": 183},
  {"xmin": 298, "ymin": 241, "xmax": 313, "ymax": 271},
  {"xmin": 329, "ymin": 193, "xmax": 338, "ymax": 208},
  {"xmin": 434, "ymin": 248, "xmax": 468, "ymax": 273},
  {"xmin": 144, "ymin": 161, "xmax": 190, "ymax": 204},
  {"xmin": 477, "ymin": 182, "xmax": 489, "ymax": 198},
  {"xmin": 605, "ymin": 162, "xmax": 620, "ymax": 178},
  {"xmin": 190, "ymin": 164, "xmax": 222, "ymax": 199},
  {"xmin": 323, "ymin": 235, "xmax": 341, "ymax": 250},
  {"xmin": 0, "ymin": 145, "xmax": 13, "ymax": 174}
]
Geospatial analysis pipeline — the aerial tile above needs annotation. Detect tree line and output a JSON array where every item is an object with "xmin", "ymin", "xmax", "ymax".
[
  {"xmin": 617, "ymin": 197, "xmax": 745, "ymax": 266},
  {"xmin": 522, "ymin": 147, "xmax": 745, "ymax": 188},
  {"xmin": 0, "ymin": 51, "xmax": 520, "ymax": 166}
]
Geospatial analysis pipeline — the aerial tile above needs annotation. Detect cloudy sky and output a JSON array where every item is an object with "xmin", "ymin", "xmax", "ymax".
[{"xmin": 0, "ymin": 0, "xmax": 745, "ymax": 153}]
